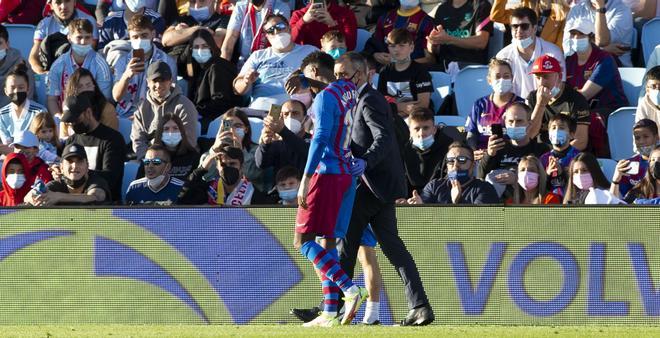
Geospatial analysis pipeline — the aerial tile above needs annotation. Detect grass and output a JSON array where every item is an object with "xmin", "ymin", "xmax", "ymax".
[{"xmin": 2, "ymin": 325, "xmax": 660, "ymax": 338}]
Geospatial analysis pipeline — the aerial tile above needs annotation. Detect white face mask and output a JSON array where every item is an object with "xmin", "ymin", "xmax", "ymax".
[
  {"xmin": 124, "ymin": 0, "xmax": 146, "ymax": 12},
  {"xmin": 491, "ymin": 78, "xmax": 513, "ymax": 94},
  {"xmin": 572, "ymin": 37, "xmax": 590, "ymax": 53},
  {"xmin": 192, "ymin": 48, "xmax": 213, "ymax": 64},
  {"xmin": 284, "ymin": 117, "xmax": 302, "ymax": 134},
  {"xmin": 131, "ymin": 38, "xmax": 152, "ymax": 53},
  {"xmin": 650, "ymin": 89, "xmax": 660, "ymax": 106},
  {"xmin": 147, "ymin": 174, "xmax": 166, "ymax": 190},
  {"xmin": 162, "ymin": 131, "xmax": 182, "ymax": 147},
  {"xmin": 514, "ymin": 36, "xmax": 534, "ymax": 49},
  {"xmin": 269, "ymin": 33, "xmax": 291, "ymax": 50},
  {"xmin": 399, "ymin": 0, "xmax": 420, "ymax": 9},
  {"xmin": 6, "ymin": 173, "xmax": 26, "ymax": 189}
]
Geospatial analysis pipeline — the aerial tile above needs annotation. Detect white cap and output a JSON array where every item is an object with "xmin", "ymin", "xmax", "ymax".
[
  {"xmin": 585, "ymin": 188, "xmax": 626, "ymax": 205},
  {"xmin": 10, "ymin": 130, "xmax": 39, "ymax": 148},
  {"xmin": 566, "ymin": 19, "xmax": 595, "ymax": 35}
]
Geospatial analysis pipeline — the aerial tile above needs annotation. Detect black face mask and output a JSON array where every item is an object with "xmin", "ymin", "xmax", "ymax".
[
  {"xmin": 652, "ymin": 162, "xmax": 660, "ymax": 180},
  {"xmin": 72, "ymin": 121, "xmax": 90, "ymax": 134},
  {"xmin": 251, "ymin": 0, "xmax": 265, "ymax": 6},
  {"xmin": 221, "ymin": 165, "xmax": 240, "ymax": 186},
  {"xmin": 64, "ymin": 175, "xmax": 87, "ymax": 189},
  {"xmin": 9, "ymin": 92, "xmax": 27, "ymax": 106}
]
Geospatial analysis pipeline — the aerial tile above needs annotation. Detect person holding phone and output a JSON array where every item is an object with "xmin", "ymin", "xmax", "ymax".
[
  {"xmin": 610, "ymin": 119, "xmax": 660, "ymax": 198},
  {"xmin": 289, "ymin": 0, "xmax": 357, "ymax": 50},
  {"xmin": 623, "ymin": 145, "xmax": 660, "ymax": 204}
]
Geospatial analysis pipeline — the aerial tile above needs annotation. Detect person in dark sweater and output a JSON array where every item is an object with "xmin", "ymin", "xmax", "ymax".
[{"xmin": 61, "ymin": 92, "xmax": 126, "ymax": 203}]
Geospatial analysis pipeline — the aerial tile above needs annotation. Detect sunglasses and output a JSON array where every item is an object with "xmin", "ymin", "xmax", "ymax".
[
  {"xmin": 446, "ymin": 156, "xmax": 472, "ymax": 165},
  {"xmin": 511, "ymin": 23, "xmax": 531, "ymax": 31},
  {"xmin": 264, "ymin": 22, "xmax": 287, "ymax": 35},
  {"xmin": 142, "ymin": 158, "xmax": 165, "ymax": 166}
]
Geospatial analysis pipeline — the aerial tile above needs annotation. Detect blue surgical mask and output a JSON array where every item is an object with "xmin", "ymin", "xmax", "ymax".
[
  {"xmin": 506, "ymin": 126, "xmax": 527, "ymax": 141},
  {"xmin": 192, "ymin": 48, "xmax": 213, "ymax": 64},
  {"xmin": 235, "ymin": 127, "xmax": 246, "ymax": 139},
  {"xmin": 550, "ymin": 86, "xmax": 561, "ymax": 97},
  {"xmin": 131, "ymin": 38, "xmax": 152, "ymax": 53},
  {"xmin": 189, "ymin": 6, "xmax": 211, "ymax": 22},
  {"xmin": 278, "ymin": 188, "xmax": 298, "ymax": 202},
  {"xmin": 448, "ymin": 169, "xmax": 471, "ymax": 185},
  {"xmin": 549, "ymin": 129, "xmax": 568, "ymax": 147},
  {"xmin": 491, "ymin": 78, "xmax": 513, "ymax": 94},
  {"xmin": 124, "ymin": 0, "xmax": 146, "ymax": 12},
  {"xmin": 650, "ymin": 89, "xmax": 660, "ymax": 106},
  {"xmin": 327, "ymin": 47, "xmax": 347, "ymax": 60},
  {"xmin": 71, "ymin": 43, "xmax": 93, "ymax": 56},
  {"xmin": 514, "ymin": 36, "xmax": 534, "ymax": 49},
  {"xmin": 573, "ymin": 37, "xmax": 590, "ymax": 53},
  {"xmin": 162, "ymin": 131, "xmax": 182, "ymax": 147},
  {"xmin": 412, "ymin": 134, "xmax": 434, "ymax": 151}
]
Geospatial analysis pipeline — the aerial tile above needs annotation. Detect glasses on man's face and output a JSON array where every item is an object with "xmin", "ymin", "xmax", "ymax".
[
  {"xmin": 264, "ymin": 22, "xmax": 287, "ymax": 35},
  {"xmin": 142, "ymin": 158, "xmax": 165, "ymax": 166},
  {"xmin": 511, "ymin": 23, "xmax": 531, "ymax": 31},
  {"xmin": 446, "ymin": 156, "xmax": 472, "ymax": 165}
]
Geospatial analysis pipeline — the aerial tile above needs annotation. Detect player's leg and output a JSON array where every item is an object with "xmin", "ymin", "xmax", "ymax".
[{"xmin": 357, "ymin": 225, "xmax": 382, "ymax": 325}]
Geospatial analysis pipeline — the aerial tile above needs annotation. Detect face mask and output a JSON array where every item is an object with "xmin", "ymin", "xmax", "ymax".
[
  {"xmin": 192, "ymin": 48, "xmax": 213, "ymax": 64},
  {"xmin": 518, "ymin": 171, "xmax": 539, "ymax": 191},
  {"xmin": 72, "ymin": 121, "xmax": 90, "ymax": 134},
  {"xmin": 549, "ymin": 129, "xmax": 569, "ymax": 147},
  {"xmin": 278, "ymin": 188, "xmax": 298, "ymax": 202},
  {"xmin": 221, "ymin": 165, "xmax": 240, "ymax": 186},
  {"xmin": 327, "ymin": 47, "xmax": 347, "ymax": 60},
  {"xmin": 162, "ymin": 131, "xmax": 182, "ymax": 147},
  {"xmin": 147, "ymin": 174, "xmax": 166, "ymax": 190},
  {"xmin": 550, "ymin": 86, "xmax": 561, "ymax": 98},
  {"xmin": 131, "ymin": 38, "xmax": 152, "ymax": 53},
  {"xmin": 234, "ymin": 127, "xmax": 246, "ymax": 140},
  {"xmin": 638, "ymin": 144, "xmax": 655, "ymax": 157},
  {"xmin": 124, "ymin": 0, "xmax": 146, "ymax": 12},
  {"xmin": 506, "ymin": 126, "xmax": 527, "ymax": 141},
  {"xmin": 652, "ymin": 162, "xmax": 660, "ymax": 179},
  {"xmin": 291, "ymin": 92, "xmax": 313, "ymax": 108},
  {"xmin": 64, "ymin": 175, "xmax": 87, "ymax": 189},
  {"xmin": 391, "ymin": 55, "xmax": 411, "ymax": 64},
  {"xmin": 448, "ymin": 169, "xmax": 471, "ymax": 185},
  {"xmin": 6, "ymin": 173, "xmax": 26, "ymax": 189},
  {"xmin": 412, "ymin": 134, "xmax": 435, "ymax": 151},
  {"xmin": 284, "ymin": 117, "xmax": 302, "ymax": 134},
  {"xmin": 572, "ymin": 37, "xmax": 590, "ymax": 53},
  {"xmin": 189, "ymin": 6, "xmax": 211, "ymax": 22},
  {"xmin": 491, "ymin": 78, "xmax": 513, "ymax": 94},
  {"xmin": 399, "ymin": 0, "xmax": 420, "ymax": 9},
  {"xmin": 0, "ymin": 48, "xmax": 6, "ymax": 61},
  {"xmin": 71, "ymin": 43, "xmax": 93, "ymax": 57},
  {"xmin": 573, "ymin": 172, "xmax": 593, "ymax": 190},
  {"xmin": 650, "ymin": 89, "xmax": 660, "ymax": 106},
  {"xmin": 9, "ymin": 92, "xmax": 27, "ymax": 106},
  {"xmin": 514, "ymin": 36, "xmax": 534, "ymax": 49},
  {"xmin": 269, "ymin": 33, "xmax": 291, "ymax": 50}
]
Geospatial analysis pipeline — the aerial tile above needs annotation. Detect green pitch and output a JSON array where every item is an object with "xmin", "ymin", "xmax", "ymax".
[{"xmin": 2, "ymin": 325, "xmax": 660, "ymax": 338}]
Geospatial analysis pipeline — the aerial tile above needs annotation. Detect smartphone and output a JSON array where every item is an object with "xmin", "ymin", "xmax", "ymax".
[
  {"xmin": 133, "ymin": 48, "xmax": 145, "ymax": 62},
  {"xmin": 491, "ymin": 124, "xmax": 504, "ymax": 138},
  {"xmin": 268, "ymin": 104, "xmax": 282, "ymax": 121},
  {"xmin": 312, "ymin": 0, "xmax": 325, "ymax": 9},
  {"xmin": 627, "ymin": 161, "xmax": 640, "ymax": 175},
  {"xmin": 221, "ymin": 119, "xmax": 232, "ymax": 133}
]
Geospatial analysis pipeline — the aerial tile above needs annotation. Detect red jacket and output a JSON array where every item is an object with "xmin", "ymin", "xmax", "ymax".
[
  {"xmin": 290, "ymin": 1, "xmax": 357, "ymax": 50},
  {"xmin": 26, "ymin": 157, "xmax": 53, "ymax": 184},
  {"xmin": 0, "ymin": 153, "xmax": 35, "ymax": 207},
  {"xmin": 0, "ymin": 0, "xmax": 47, "ymax": 25}
]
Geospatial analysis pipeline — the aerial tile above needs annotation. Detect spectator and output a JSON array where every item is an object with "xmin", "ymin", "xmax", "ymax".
[
  {"xmin": 126, "ymin": 144, "xmax": 185, "ymax": 205},
  {"xmin": 233, "ymin": 14, "xmax": 318, "ymax": 106},
  {"xmin": 426, "ymin": 0, "xmax": 493, "ymax": 71},
  {"xmin": 610, "ymin": 118, "xmax": 659, "ymax": 198},
  {"xmin": 220, "ymin": 0, "xmax": 291, "ymax": 67},
  {"xmin": 138, "ymin": 114, "xmax": 200, "ymax": 180},
  {"xmin": 96, "ymin": 0, "xmax": 160, "ymax": 25},
  {"xmin": 490, "ymin": 0, "xmax": 569, "ymax": 48},
  {"xmin": 319, "ymin": 30, "xmax": 347, "ymax": 60},
  {"xmin": 402, "ymin": 107, "xmax": 453, "ymax": 194},
  {"xmin": 162, "ymin": 0, "xmax": 230, "ymax": 56},
  {"xmin": 183, "ymin": 29, "xmax": 240, "ymax": 132},
  {"xmin": 478, "ymin": 102, "xmax": 549, "ymax": 198},
  {"xmin": 255, "ymin": 99, "xmax": 311, "ymax": 176},
  {"xmin": 495, "ymin": 7, "xmax": 565, "ymax": 99},
  {"xmin": 64, "ymin": 68, "xmax": 119, "ymax": 140},
  {"xmin": 563, "ymin": 152, "xmax": 610, "ymax": 204},
  {"xmin": 28, "ymin": 112, "xmax": 61, "ymax": 165},
  {"xmin": 0, "ymin": 0, "xmax": 47, "ymax": 25},
  {"xmin": 0, "ymin": 64, "xmax": 46, "ymax": 154},
  {"xmin": 624, "ymin": 145, "xmax": 660, "ymax": 204},
  {"xmin": 0, "ymin": 25, "xmax": 35, "ymax": 107},
  {"xmin": 635, "ymin": 66, "xmax": 660, "ymax": 125},
  {"xmin": 565, "ymin": 19, "xmax": 628, "ymax": 118},
  {"xmin": 61, "ymin": 92, "xmax": 126, "ymax": 203},
  {"xmin": 179, "ymin": 145, "xmax": 275, "ymax": 205},
  {"xmin": 527, "ymin": 54, "xmax": 590, "ymax": 151},
  {"xmin": 407, "ymin": 141, "xmax": 499, "ymax": 204},
  {"xmin": 11, "ymin": 130, "xmax": 53, "ymax": 183},
  {"xmin": 511, "ymin": 155, "xmax": 561, "ymax": 204},
  {"xmin": 376, "ymin": 28, "xmax": 433, "ymax": 118},
  {"xmin": 364, "ymin": 0, "xmax": 434, "ymax": 66},
  {"xmin": 563, "ymin": 0, "xmax": 633, "ymax": 66},
  {"xmin": 466, "ymin": 58, "xmax": 524, "ymax": 151},
  {"xmin": 131, "ymin": 60, "xmax": 198, "ymax": 159},
  {"xmin": 113, "ymin": 14, "xmax": 177, "ymax": 119},
  {"xmin": 289, "ymin": 0, "xmax": 357, "ymax": 50},
  {"xmin": 98, "ymin": 0, "xmax": 165, "ymax": 49},
  {"xmin": 29, "ymin": 0, "xmax": 99, "ymax": 75},
  {"xmin": 539, "ymin": 113, "xmax": 581, "ymax": 198},
  {"xmin": 47, "ymin": 19, "xmax": 113, "ymax": 118},
  {"xmin": 273, "ymin": 165, "xmax": 300, "ymax": 205},
  {"xmin": 0, "ymin": 153, "xmax": 34, "ymax": 206},
  {"xmin": 25, "ymin": 143, "xmax": 111, "ymax": 205}
]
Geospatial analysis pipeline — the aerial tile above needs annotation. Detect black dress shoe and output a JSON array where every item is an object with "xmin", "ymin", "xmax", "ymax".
[
  {"xmin": 400, "ymin": 305, "xmax": 434, "ymax": 326},
  {"xmin": 289, "ymin": 306, "xmax": 321, "ymax": 323},
  {"xmin": 360, "ymin": 320, "xmax": 380, "ymax": 325}
]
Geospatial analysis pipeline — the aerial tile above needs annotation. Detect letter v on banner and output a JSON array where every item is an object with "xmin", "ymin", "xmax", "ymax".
[
  {"xmin": 446, "ymin": 242, "xmax": 507, "ymax": 315},
  {"xmin": 628, "ymin": 243, "xmax": 660, "ymax": 316}
]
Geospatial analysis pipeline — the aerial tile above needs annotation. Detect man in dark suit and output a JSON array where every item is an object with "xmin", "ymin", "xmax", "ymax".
[{"xmin": 335, "ymin": 52, "xmax": 435, "ymax": 326}]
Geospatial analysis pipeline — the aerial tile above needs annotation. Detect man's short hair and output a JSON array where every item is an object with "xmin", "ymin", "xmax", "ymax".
[
  {"xmin": 633, "ymin": 118, "xmax": 659, "ymax": 136},
  {"xmin": 387, "ymin": 28, "xmax": 414, "ymax": 45},
  {"xmin": 336, "ymin": 51, "xmax": 368, "ymax": 74},
  {"xmin": 647, "ymin": 65, "xmax": 660, "ymax": 82},
  {"xmin": 447, "ymin": 141, "xmax": 473, "ymax": 157},
  {"xmin": 548, "ymin": 113, "xmax": 576, "ymax": 133},
  {"xmin": 285, "ymin": 99, "xmax": 307, "ymax": 116},
  {"xmin": 276, "ymin": 166, "xmax": 300, "ymax": 183},
  {"xmin": 0, "ymin": 25, "xmax": 8, "ymax": 43},
  {"xmin": 146, "ymin": 144, "xmax": 171, "ymax": 162},
  {"xmin": 408, "ymin": 107, "xmax": 435, "ymax": 123},
  {"xmin": 511, "ymin": 7, "xmax": 538, "ymax": 26},
  {"xmin": 264, "ymin": 13, "xmax": 289, "ymax": 26},
  {"xmin": 321, "ymin": 30, "xmax": 345, "ymax": 43},
  {"xmin": 506, "ymin": 101, "xmax": 532, "ymax": 120},
  {"xmin": 68, "ymin": 18, "xmax": 94, "ymax": 35},
  {"xmin": 128, "ymin": 14, "xmax": 154, "ymax": 32},
  {"xmin": 300, "ymin": 51, "xmax": 335, "ymax": 77},
  {"xmin": 218, "ymin": 146, "xmax": 244, "ymax": 165},
  {"xmin": 488, "ymin": 58, "xmax": 513, "ymax": 74}
]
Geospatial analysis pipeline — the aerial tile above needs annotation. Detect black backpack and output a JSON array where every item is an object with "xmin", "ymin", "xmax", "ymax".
[{"xmin": 39, "ymin": 32, "xmax": 70, "ymax": 71}]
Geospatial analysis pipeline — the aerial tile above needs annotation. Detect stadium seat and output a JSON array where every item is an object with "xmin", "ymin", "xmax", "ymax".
[
  {"xmin": 607, "ymin": 107, "xmax": 636, "ymax": 161},
  {"xmin": 34, "ymin": 73, "xmax": 48, "ymax": 106},
  {"xmin": 434, "ymin": 115, "xmax": 466, "ymax": 127},
  {"xmin": 176, "ymin": 76, "xmax": 188, "ymax": 97},
  {"xmin": 118, "ymin": 118, "xmax": 132, "ymax": 144},
  {"xmin": 597, "ymin": 158, "xmax": 617, "ymax": 183},
  {"xmin": 248, "ymin": 117, "xmax": 263, "ymax": 144},
  {"xmin": 430, "ymin": 71, "xmax": 452, "ymax": 110},
  {"xmin": 618, "ymin": 67, "xmax": 646, "ymax": 106},
  {"xmin": 454, "ymin": 65, "xmax": 490, "ymax": 118},
  {"xmin": 355, "ymin": 29, "xmax": 371, "ymax": 53},
  {"xmin": 122, "ymin": 161, "xmax": 140, "ymax": 201},
  {"xmin": 487, "ymin": 23, "xmax": 505, "ymax": 60},
  {"xmin": 196, "ymin": 121, "xmax": 202, "ymax": 139},
  {"xmin": 207, "ymin": 116, "xmax": 221, "ymax": 138},
  {"xmin": 3, "ymin": 24, "xmax": 36, "ymax": 60},
  {"xmin": 371, "ymin": 73, "xmax": 379, "ymax": 90},
  {"xmin": 641, "ymin": 17, "xmax": 660, "ymax": 65}
]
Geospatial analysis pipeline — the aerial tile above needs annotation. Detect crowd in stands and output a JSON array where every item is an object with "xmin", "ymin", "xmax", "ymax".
[{"xmin": 0, "ymin": 0, "xmax": 659, "ymax": 206}]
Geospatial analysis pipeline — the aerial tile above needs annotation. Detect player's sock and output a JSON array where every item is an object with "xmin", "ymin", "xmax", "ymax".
[
  {"xmin": 363, "ymin": 301, "xmax": 380, "ymax": 324},
  {"xmin": 321, "ymin": 276, "xmax": 340, "ymax": 315},
  {"xmin": 300, "ymin": 241, "xmax": 355, "ymax": 292}
]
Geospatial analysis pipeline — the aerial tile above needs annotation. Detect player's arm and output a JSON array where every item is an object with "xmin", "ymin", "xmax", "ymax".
[{"xmin": 302, "ymin": 92, "xmax": 333, "ymax": 176}]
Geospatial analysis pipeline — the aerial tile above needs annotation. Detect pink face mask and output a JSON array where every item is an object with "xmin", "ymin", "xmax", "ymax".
[
  {"xmin": 573, "ymin": 173, "xmax": 593, "ymax": 190},
  {"xmin": 518, "ymin": 171, "xmax": 539, "ymax": 191}
]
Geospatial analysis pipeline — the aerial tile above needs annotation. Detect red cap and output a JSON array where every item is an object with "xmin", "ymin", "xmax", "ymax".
[{"xmin": 529, "ymin": 55, "xmax": 562, "ymax": 74}]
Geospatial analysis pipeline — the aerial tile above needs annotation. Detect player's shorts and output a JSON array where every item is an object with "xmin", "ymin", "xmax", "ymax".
[
  {"xmin": 360, "ymin": 225, "xmax": 377, "ymax": 248},
  {"xmin": 296, "ymin": 173, "xmax": 354, "ymax": 237}
]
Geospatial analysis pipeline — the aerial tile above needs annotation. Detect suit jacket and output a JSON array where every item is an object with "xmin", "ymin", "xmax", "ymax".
[{"xmin": 351, "ymin": 85, "xmax": 407, "ymax": 203}]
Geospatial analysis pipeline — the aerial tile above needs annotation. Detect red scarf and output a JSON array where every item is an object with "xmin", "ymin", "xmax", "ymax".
[{"xmin": 244, "ymin": 0, "xmax": 274, "ymax": 52}]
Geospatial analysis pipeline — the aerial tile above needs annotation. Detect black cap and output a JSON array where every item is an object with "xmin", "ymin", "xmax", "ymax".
[
  {"xmin": 62, "ymin": 143, "xmax": 87, "ymax": 161},
  {"xmin": 61, "ymin": 93, "xmax": 93, "ymax": 123},
  {"xmin": 147, "ymin": 60, "xmax": 172, "ymax": 81}
]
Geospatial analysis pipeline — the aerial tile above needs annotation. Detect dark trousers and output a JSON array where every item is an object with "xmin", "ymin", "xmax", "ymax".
[{"xmin": 338, "ymin": 184, "xmax": 429, "ymax": 310}]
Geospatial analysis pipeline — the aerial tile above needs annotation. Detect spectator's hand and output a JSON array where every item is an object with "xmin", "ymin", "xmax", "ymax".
[
  {"xmin": 29, "ymin": 191, "xmax": 59, "ymax": 206},
  {"xmin": 350, "ymin": 158, "xmax": 367, "ymax": 176},
  {"xmin": 407, "ymin": 190, "xmax": 423, "ymax": 204},
  {"xmin": 242, "ymin": 69, "xmax": 260, "ymax": 86},
  {"xmin": 603, "ymin": 43, "xmax": 629, "ymax": 57},
  {"xmin": 486, "ymin": 135, "xmax": 505, "ymax": 156},
  {"xmin": 298, "ymin": 175, "xmax": 311, "ymax": 208},
  {"xmin": 125, "ymin": 57, "xmax": 145, "ymax": 78},
  {"xmin": 175, "ymin": 22, "xmax": 189, "ymax": 30},
  {"xmin": 201, "ymin": 150, "xmax": 220, "ymax": 170},
  {"xmin": 536, "ymin": 86, "xmax": 553, "ymax": 106},
  {"xmin": 218, "ymin": 130, "xmax": 241, "ymax": 148},
  {"xmin": 613, "ymin": 159, "xmax": 631, "ymax": 182},
  {"xmin": 428, "ymin": 25, "xmax": 450, "ymax": 45},
  {"xmin": 450, "ymin": 178, "xmax": 462, "ymax": 204},
  {"xmin": 49, "ymin": 163, "xmax": 62, "ymax": 181},
  {"xmin": 546, "ymin": 155, "xmax": 561, "ymax": 177},
  {"xmin": 303, "ymin": 6, "xmax": 318, "ymax": 23},
  {"xmin": 314, "ymin": 8, "xmax": 337, "ymax": 27},
  {"xmin": 264, "ymin": 114, "xmax": 284, "ymax": 133},
  {"xmin": 259, "ymin": 129, "xmax": 279, "ymax": 144},
  {"xmin": 591, "ymin": 0, "xmax": 605, "ymax": 9},
  {"xmin": 373, "ymin": 52, "xmax": 391, "ymax": 65},
  {"xmin": 396, "ymin": 100, "xmax": 419, "ymax": 118},
  {"xmin": 0, "ymin": 143, "xmax": 13, "ymax": 155},
  {"xmin": 494, "ymin": 171, "xmax": 516, "ymax": 185},
  {"xmin": 473, "ymin": 149, "xmax": 485, "ymax": 161},
  {"xmin": 395, "ymin": 198, "xmax": 408, "ymax": 204}
]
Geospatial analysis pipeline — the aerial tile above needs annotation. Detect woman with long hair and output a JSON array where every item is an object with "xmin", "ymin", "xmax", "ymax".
[
  {"xmin": 563, "ymin": 152, "xmax": 610, "ymax": 204},
  {"xmin": 511, "ymin": 155, "xmax": 561, "ymax": 204},
  {"xmin": 624, "ymin": 146, "xmax": 660, "ymax": 204},
  {"xmin": 63, "ymin": 68, "xmax": 118, "ymax": 139}
]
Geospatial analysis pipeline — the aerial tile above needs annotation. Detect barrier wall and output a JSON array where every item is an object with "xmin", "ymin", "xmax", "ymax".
[{"xmin": 0, "ymin": 207, "xmax": 659, "ymax": 325}]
